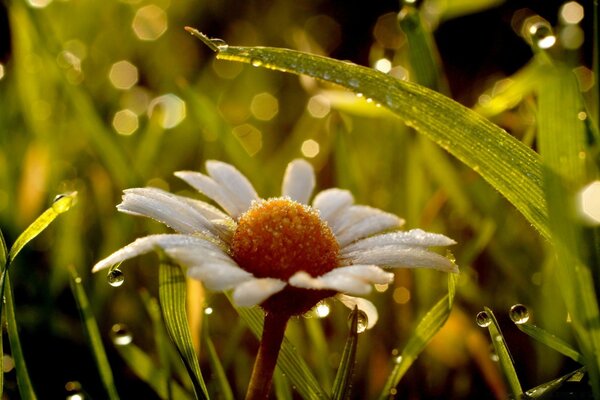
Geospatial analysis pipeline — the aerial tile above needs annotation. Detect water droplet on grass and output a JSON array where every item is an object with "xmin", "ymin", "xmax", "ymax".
[
  {"xmin": 347, "ymin": 310, "xmax": 369, "ymax": 333},
  {"xmin": 52, "ymin": 192, "xmax": 76, "ymax": 213},
  {"xmin": 476, "ymin": 311, "xmax": 492, "ymax": 327},
  {"xmin": 211, "ymin": 38, "xmax": 228, "ymax": 50},
  {"xmin": 110, "ymin": 323, "xmax": 133, "ymax": 346},
  {"xmin": 107, "ymin": 268, "xmax": 124, "ymax": 287},
  {"xmin": 251, "ymin": 59, "xmax": 263, "ymax": 67},
  {"xmin": 65, "ymin": 381, "xmax": 84, "ymax": 400},
  {"xmin": 528, "ymin": 22, "xmax": 556, "ymax": 49},
  {"xmin": 509, "ymin": 304, "xmax": 530, "ymax": 324}
]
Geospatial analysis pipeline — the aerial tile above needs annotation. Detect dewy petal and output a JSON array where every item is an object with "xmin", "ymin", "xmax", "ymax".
[
  {"xmin": 232, "ymin": 278, "xmax": 287, "ymax": 307},
  {"xmin": 342, "ymin": 246, "xmax": 458, "ymax": 273},
  {"xmin": 92, "ymin": 234, "xmax": 221, "ymax": 273},
  {"xmin": 342, "ymin": 228, "xmax": 456, "ymax": 255},
  {"xmin": 333, "ymin": 206, "xmax": 404, "ymax": 246},
  {"xmin": 289, "ymin": 265, "xmax": 393, "ymax": 295},
  {"xmin": 186, "ymin": 262, "xmax": 253, "ymax": 291},
  {"xmin": 174, "ymin": 171, "xmax": 242, "ymax": 218},
  {"xmin": 117, "ymin": 188, "xmax": 219, "ymax": 236},
  {"xmin": 281, "ymin": 159, "xmax": 315, "ymax": 204},
  {"xmin": 206, "ymin": 160, "xmax": 259, "ymax": 214},
  {"xmin": 336, "ymin": 294, "xmax": 379, "ymax": 329},
  {"xmin": 312, "ymin": 188, "xmax": 354, "ymax": 227}
]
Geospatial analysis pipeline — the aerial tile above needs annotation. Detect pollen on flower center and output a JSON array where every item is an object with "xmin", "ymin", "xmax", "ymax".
[{"xmin": 231, "ymin": 198, "xmax": 339, "ymax": 281}]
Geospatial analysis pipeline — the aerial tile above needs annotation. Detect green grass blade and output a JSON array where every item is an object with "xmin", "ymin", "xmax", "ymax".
[
  {"xmin": 187, "ymin": 29, "xmax": 548, "ymax": 240},
  {"xmin": 231, "ymin": 301, "xmax": 329, "ymax": 399},
  {"xmin": 525, "ymin": 367, "xmax": 586, "ymax": 398},
  {"xmin": 305, "ymin": 317, "xmax": 333, "ymax": 391},
  {"xmin": 537, "ymin": 62, "xmax": 600, "ymax": 395},
  {"xmin": 331, "ymin": 307, "xmax": 359, "ymax": 400},
  {"xmin": 69, "ymin": 266, "xmax": 120, "ymax": 400},
  {"xmin": 483, "ymin": 307, "xmax": 522, "ymax": 397},
  {"xmin": 202, "ymin": 321, "xmax": 234, "ymax": 400},
  {"xmin": 8, "ymin": 192, "xmax": 77, "ymax": 264},
  {"xmin": 5, "ymin": 275, "xmax": 36, "ymax": 400},
  {"xmin": 158, "ymin": 260, "xmax": 209, "ymax": 400},
  {"xmin": 273, "ymin": 369, "xmax": 293, "ymax": 400},
  {"xmin": 114, "ymin": 342, "xmax": 190, "ymax": 400},
  {"xmin": 517, "ymin": 323, "xmax": 583, "ymax": 364},
  {"xmin": 378, "ymin": 274, "xmax": 458, "ymax": 399},
  {"xmin": 0, "ymin": 229, "xmax": 5, "ymax": 395}
]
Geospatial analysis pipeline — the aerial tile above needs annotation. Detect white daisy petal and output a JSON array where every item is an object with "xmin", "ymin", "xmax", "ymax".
[
  {"xmin": 92, "ymin": 234, "xmax": 216, "ymax": 273},
  {"xmin": 281, "ymin": 159, "xmax": 315, "ymax": 204},
  {"xmin": 206, "ymin": 160, "xmax": 259, "ymax": 214},
  {"xmin": 336, "ymin": 294, "xmax": 379, "ymax": 329},
  {"xmin": 342, "ymin": 246, "xmax": 458, "ymax": 273},
  {"xmin": 289, "ymin": 270, "xmax": 371, "ymax": 295},
  {"xmin": 186, "ymin": 263, "xmax": 253, "ymax": 290},
  {"xmin": 117, "ymin": 188, "xmax": 218, "ymax": 235},
  {"xmin": 232, "ymin": 278, "xmax": 287, "ymax": 307},
  {"xmin": 175, "ymin": 171, "xmax": 242, "ymax": 217},
  {"xmin": 312, "ymin": 189, "xmax": 354, "ymax": 227},
  {"xmin": 333, "ymin": 206, "xmax": 404, "ymax": 246},
  {"xmin": 342, "ymin": 228, "xmax": 456, "ymax": 254}
]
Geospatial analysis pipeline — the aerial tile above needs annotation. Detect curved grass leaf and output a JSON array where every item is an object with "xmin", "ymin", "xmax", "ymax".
[
  {"xmin": 483, "ymin": 307, "xmax": 522, "ymax": 397},
  {"xmin": 378, "ymin": 274, "xmax": 458, "ymax": 399},
  {"xmin": 5, "ymin": 276, "xmax": 36, "ymax": 400},
  {"xmin": 186, "ymin": 28, "xmax": 549, "ymax": 240},
  {"xmin": 525, "ymin": 368, "xmax": 587, "ymax": 399},
  {"xmin": 517, "ymin": 323, "xmax": 583, "ymax": 364},
  {"xmin": 69, "ymin": 267, "xmax": 119, "ymax": 400},
  {"xmin": 158, "ymin": 260, "xmax": 209, "ymax": 400},
  {"xmin": 331, "ymin": 307, "xmax": 359, "ymax": 400},
  {"xmin": 202, "ymin": 320, "xmax": 234, "ymax": 400},
  {"xmin": 230, "ymin": 300, "xmax": 329, "ymax": 399},
  {"xmin": 0, "ymin": 229, "xmax": 6, "ymax": 396}
]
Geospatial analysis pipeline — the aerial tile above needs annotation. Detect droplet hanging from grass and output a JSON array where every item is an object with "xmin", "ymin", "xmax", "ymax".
[
  {"xmin": 509, "ymin": 304, "xmax": 530, "ymax": 325},
  {"xmin": 476, "ymin": 310, "xmax": 492, "ymax": 327},
  {"xmin": 107, "ymin": 268, "xmax": 124, "ymax": 287},
  {"xmin": 110, "ymin": 323, "xmax": 133, "ymax": 346},
  {"xmin": 348, "ymin": 310, "xmax": 368, "ymax": 333}
]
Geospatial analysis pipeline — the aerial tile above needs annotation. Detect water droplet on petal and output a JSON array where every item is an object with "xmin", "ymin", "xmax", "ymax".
[
  {"xmin": 107, "ymin": 269, "xmax": 124, "ymax": 287},
  {"xmin": 476, "ymin": 311, "xmax": 492, "ymax": 327},
  {"xmin": 348, "ymin": 310, "xmax": 368, "ymax": 333},
  {"xmin": 110, "ymin": 323, "xmax": 133, "ymax": 346},
  {"xmin": 509, "ymin": 304, "xmax": 530, "ymax": 324},
  {"xmin": 211, "ymin": 38, "xmax": 228, "ymax": 50}
]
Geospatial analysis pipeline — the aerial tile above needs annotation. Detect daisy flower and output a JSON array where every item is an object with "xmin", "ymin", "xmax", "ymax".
[{"xmin": 93, "ymin": 159, "xmax": 457, "ymax": 398}]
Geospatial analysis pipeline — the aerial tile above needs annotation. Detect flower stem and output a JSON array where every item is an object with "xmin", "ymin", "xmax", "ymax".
[{"xmin": 245, "ymin": 312, "xmax": 289, "ymax": 400}]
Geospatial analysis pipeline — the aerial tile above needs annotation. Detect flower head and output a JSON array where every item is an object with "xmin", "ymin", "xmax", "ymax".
[{"xmin": 93, "ymin": 159, "xmax": 457, "ymax": 326}]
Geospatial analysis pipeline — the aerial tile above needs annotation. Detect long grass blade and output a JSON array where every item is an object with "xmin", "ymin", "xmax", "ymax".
[
  {"xmin": 331, "ymin": 307, "xmax": 359, "ymax": 400},
  {"xmin": 186, "ymin": 28, "xmax": 549, "ymax": 240},
  {"xmin": 378, "ymin": 274, "xmax": 458, "ymax": 399},
  {"xmin": 517, "ymin": 323, "xmax": 583, "ymax": 364},
  {"xmin": 0, "ymin": 229, "xmax": 5, "ymax": 395},
  {"xmin": 69, "ymin": 266, "xmax": 120, "ymax": 400},
  {"xmin": 158, "ymin": 259, "xmax": 209, "ymax": 400},
  {"xmin": 202, "ymin": 319, "xmax": 234, "ymax": 400},
  {"xmin": 5, "ymin": 275, "xmax": 36, "ymax": 400},
  {"xmin": 231, "ymin": 301, "xmax": 329, "ymax": 399}
]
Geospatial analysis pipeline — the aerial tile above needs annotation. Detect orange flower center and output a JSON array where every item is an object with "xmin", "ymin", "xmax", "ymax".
[{"xmin": 231, "ymin": 198, "xmax": 339, "ymax": 281}]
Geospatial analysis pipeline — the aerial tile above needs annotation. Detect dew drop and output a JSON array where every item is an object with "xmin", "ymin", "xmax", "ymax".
[
  {"xmin": 347, "ymin": 310, "xmax": 368, "ymax": 333},
  {"xmin": 476, "ymin": 311, "xmax": 492, "ymax": 327},
  {"xmin": 315, "ymin": 301, "xmax": 330, "ymax": 318},
  {"xmin": 509, "ymin": 304, "xmax": 530, "ymax": 324},
  {"xmin": 107, "ymin": 268, "xmax": 124, "ymax": 287},
  {"xmin": 211, "ymin": 38, "xmax": 228, "ymax": 50},
  {"xmin": 110, "ymin": 323, "xmax": 133, "ymax": 346},
  {"xmin": 204, "ymin": 307, "xmax": 213, "ymax": 315},
  {"xmin": 52, "ymin": 192, "xmax": 76, "ymax": 213},
  {"xmin": 322, "ymin": 71, "xmax": 330, "ymax": 80},
  {"xmin": 528, "ymin": 21, "xmax": 556, "ymax": 49},
  {"xmin": 65, "ymin": 381, "xmax": 84, "ymax": 400},
  {"xmin": 251, "ymin": 59, "xmax": 263, "ymax": 67},
  {"xmin": 348, "ymin": 78, "xmax": 359, "ymax": 88},
  {"xmin": 394, "ymin": 355, "xmax": 403, "ymax": 364}
]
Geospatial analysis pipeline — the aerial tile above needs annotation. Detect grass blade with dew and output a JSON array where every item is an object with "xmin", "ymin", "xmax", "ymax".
[
  {"xmin": 378, "ymin": 273, "xmax": 458, "ymax": 399},
  {"xmin": 537, "ymin": 60, "xmax": 600, "ymax": 395},
  {"xmin": 479, "ymin": 307, "xmax": 523, "ymax": 397},
  {"xmin": 202, "ymin": 318, "xmax": 234, "ymax": 400},
  {"xmin": 229, "ymin": 296, "xmax": 329, "ymax": 399},
  {"xmin": 273, "ymin": 369, "xmax": 293, "ymax": 400},
  {"xmin": 158, "ymin": 258, "xmax": 209, "ymax": 400},
  {"xmin": 69, "ymin": 266, "xmax": 120, "ymax": 400},
  {"xmin": 186, "ymin": 28, "xmax": 549, "ymax": 240},
  {"xmin": 516, "ymin": 322, "xmax": 583, "ymax": 364},
  {"xmin": 525, "ymin": 367, "xmax": 587, "ymax": 398},
  {"xmin": 331, "ymin": 307, "xmax": 360, "ymax": 400},
  {"xmin": 5, "ymin": 275, "xmax": 36, "ymax": 400},
  {"xmin": 114, "ymin": 341, "xmax": 190, "ymax": 400}
]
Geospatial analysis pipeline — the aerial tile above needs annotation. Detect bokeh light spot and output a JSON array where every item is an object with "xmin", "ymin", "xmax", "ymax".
[
  {"xmin": 148, "ymin": 94, "xmax": 186, "ymax": 129},
  {"xmin": 27, "ymin": 0, "xmax": 52, "ymax": 8},
  {"xmin": 232, "ymin": 123, "xmax": 262, "ymax": 156},
  {"xmin": 112, "ymin": 109, "xmax": 139, "ymax": 136},
  {"xmin": 250, "ymin": 92, "xmax": 279, "ymax": 121},
  {"xmin": 393, "ymin": 286, "xmax": 411, "ymax": 304},
  {"xmin": 560, "ymin": 1, "xmax": 584, "ymax": 24},
  {"xmin": 307, "ymin": 94, "xmax": 331, "ymax": 118},
  {"xmin": 132, "ymin": 5, "xmax": 168, "ymax": 41},
  {"xmin": 374, "ymin": 58, "xmax": 392, "ymax": 73},
  {"xmin": 301, "ymin": 139, "xmax": 320, "ymax": 158},
  {"xmin": 0, "ymin": 64, "xmax": 4, "ymax": 80},
  {"xmin": 578, "ymin": 181, "xmax": 600, "ymax": 225},
  {"xmin": 109, "ymin": 60, "xmax": 138, "ymax": 90}
]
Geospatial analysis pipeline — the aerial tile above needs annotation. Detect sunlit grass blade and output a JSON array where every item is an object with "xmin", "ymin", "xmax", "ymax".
[
  {"xmin": 331, "ymin": 307, "xmax": 359, "ymax": 400},
  {"xmin": 525, "ymin": 367, "xmax": 587, "ymax": 398},
  {"xmin": 537, "ymin": 63, "xmax": 600, "ymax": 395},
  {"xmin": 69, "ymin": 266, "xmax": 120, "ymax": 400},
  {"xmin": 230, "ymin": 299, "xmax": 329, "ymax": 399},
  {"xmin": 0, "ymin": 229, "xmax": 5, "ymax": 395},
  {"xmin": 517, "ymin": 323, "xmax": 583, "ymax": 364},
  {"xmin": 114, "ymin": 341, "xmax": 190, "ymax": 400},
  {"xmin": 158, "ymin": 259, "xmax": 209, "ymax": 400},
  {"xmin": 305, "ymin": 317, "xmax": 333, "ymax": 391},
  {"xmin": 7, "ymin": 192, "xmax": 77, "ymax": 264},
  {"xmin": 186, "ymin": 28, "xmax": 549, "ymax": 239},
  {"xmin": 273, "ymin": 369, "xmax": 293, "ymax": 400},
  {"xmin": 482, "ymin": 307, "xmax": 522, "ymax": 397},
  {"xmin": 202, "ymin": 320, "xmax": 234, "ymax": 400},
  {"xmin": 5, "ymin": 275, "xmax": 36, "ymax": 400},
  {"xmin": 378, "ymin": 274, "xmax": 458, "ymax": 399}
]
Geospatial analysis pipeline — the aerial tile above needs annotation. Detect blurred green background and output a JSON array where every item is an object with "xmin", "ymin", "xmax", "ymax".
[{"xmin": 0, "ymin": 0, "xmax": 594, "ymax": 398}]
